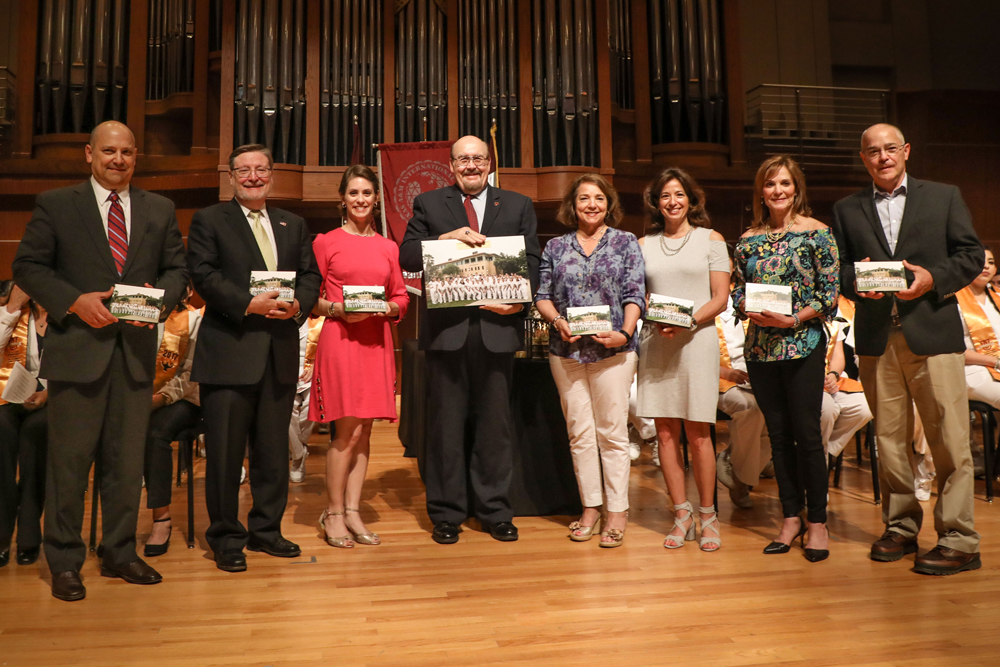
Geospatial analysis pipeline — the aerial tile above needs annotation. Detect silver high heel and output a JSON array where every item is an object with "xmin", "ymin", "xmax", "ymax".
[
  {"xmin": 664, "ymin": 501, "xmax": 696, "ymax": 549},
  {"xmin": 344, "ymin": 508, "xmax": 381, "ymax": 545},
  {"xmin": 319, "ymin": 509, "xmax": 354, "ymax": 549}
]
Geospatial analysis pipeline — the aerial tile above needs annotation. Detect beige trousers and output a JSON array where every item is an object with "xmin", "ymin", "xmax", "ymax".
[
  {"xmin": 549, "ymin": 352, "xmax": 637, "ymax": 512},
  {"xmin": 859, "ymin": 329, "xmax": 979, "ymax": 552},
  {"xmin": 717, "ymin": 387, "xmax": 771, "ymax": 486},
  {"xmin": 820, "ymin": 391, "xmax": 873, "ymax": 458}
]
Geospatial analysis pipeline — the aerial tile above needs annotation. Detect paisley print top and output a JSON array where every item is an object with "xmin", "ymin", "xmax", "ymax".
[{"xmin": 732, "ymin": 228, "xmax": 840, "ymax": 362}]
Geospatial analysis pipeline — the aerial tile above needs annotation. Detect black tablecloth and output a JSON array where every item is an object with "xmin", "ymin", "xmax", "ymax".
[{"xmin": 398, "ymin": 339, "xmax": 581, "ymax": 517}]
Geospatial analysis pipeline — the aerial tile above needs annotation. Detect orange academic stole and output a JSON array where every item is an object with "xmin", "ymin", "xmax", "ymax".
[
  {"xmin": 153, "ymin": 308, "xmax": 192, "ymax": 393},
  {"xmin": 957, "ymin": 286, "xmax": 1000, "ymax": 381}
]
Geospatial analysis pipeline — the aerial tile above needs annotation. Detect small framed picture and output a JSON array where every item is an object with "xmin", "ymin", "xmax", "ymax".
[
  {"xmin": 855, "ymin": 261, "xmax": 907, "ymax": 292},
  {"xmin": 566, "ymin": 305, "xmax": 613, "ymax": 336},
  {"xmin": 343, "ymin": 285, "xmax": 388, "ymax": 313},
  {"xmin": 745, "ymin": 283, "xmax": 792, "ymax": 315},
  {"xmin": 646, "ymin": 294, "xmax": 695, "ymax": 329},
  {"xmin": 250, "ymin": 271, "xmax": 296, "ymax": 303},
  {"xmin": 108, "ymin": 284, "xmax": 165, "ymax": 324}
]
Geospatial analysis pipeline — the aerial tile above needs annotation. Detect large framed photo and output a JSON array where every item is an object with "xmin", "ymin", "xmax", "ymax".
[
  {"xmin": 108, "ymin": 284, "xmax": 165, "ymax": 324},
  {"xmin": 250, "ymin": 271, "xmax": 296, "ymax": 303},
  {"xmin": 855, "ymin": 261, "xmax": 907, "ymax": 292},
  {"xmin": 421, "ymin": 235, "xmax": 532, "ymax": 309},
  {"xmin": 745, "ymin": 283, "xmax": 792, "ymax": 315}
]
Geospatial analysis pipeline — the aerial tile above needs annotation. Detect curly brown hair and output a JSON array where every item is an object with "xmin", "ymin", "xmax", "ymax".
[
  {"xmin": 555, "ymin": 174, "xmax": 623, "ymax": 228},
  {"xmin": 643, "ymin": 167, "xmax": 710, "ymax": 231},
  {"xmin": 751, "ymin": 155, "xmax": 812, "ymax": 229}
]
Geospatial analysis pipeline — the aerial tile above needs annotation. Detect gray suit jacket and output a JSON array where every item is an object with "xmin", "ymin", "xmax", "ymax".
[
  {"xmin": 831, "ymin": 177, "xmax": 983, "ymax": 357},
  {"xmin": 12, "ymin": 181, "xmax": 189, "ymax": 383}
]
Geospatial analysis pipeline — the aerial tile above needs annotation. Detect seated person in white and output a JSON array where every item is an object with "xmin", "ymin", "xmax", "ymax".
[
  {"xmin": 627, "ymin": 320, "xmax": 656, "ymax": 463},
  {"xmin": 715, "ymin": 301, "xmax": 770, "ymax": 509},
  {"xmin": 820, "ymin": 299, "xmax": 873, "ymax": 460},
  {"xmin": 289, "ymin": 316, "xmax": 322, "ymax": 482}
]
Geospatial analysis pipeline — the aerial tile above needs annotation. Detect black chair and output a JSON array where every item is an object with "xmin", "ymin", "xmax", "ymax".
[
  {"xmin": 967, "ymin": 401, "xmax": 998, "ymax": 503},
  {"xmin": 830, "ymin": 421, "xmax": 880, "ymax": 505},
  {"xmin": 175, "ymin": 422, "xmax": 205, "ymax": 548}
]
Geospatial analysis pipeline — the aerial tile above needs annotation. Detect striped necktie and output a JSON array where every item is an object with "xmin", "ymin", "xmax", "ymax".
[
  {"xmin": 248, "ymin": 209, "xmax": 277, "ymax": 271},
  {"xmin": 107, "ymin": 191, "xmax": 128, "ymax": 275}
]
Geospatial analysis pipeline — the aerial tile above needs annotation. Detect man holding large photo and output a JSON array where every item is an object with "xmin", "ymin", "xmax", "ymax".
[{"xmin": 400, "ymin": 136, "xmax": 541, "ymax": 544}]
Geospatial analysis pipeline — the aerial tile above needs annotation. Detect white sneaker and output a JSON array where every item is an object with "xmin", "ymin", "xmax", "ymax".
[
  {"xmin": 914, "ymin": 460, "xmax": 935, "ymax": 501},
  {"xmin": 651, "ymin": 439, "xmax": 661, "ymax": 468},
  {"xmin": 627, "ymin": 426, "xmax": 642, "ymax": 462},
  {"xmin": 240, "ymin": 465, "xmax": 248, "ymax": 485},
  {"xmin": 716, "ymin": 450, "xmax": 736, "ymax": 489},
  {"xmin": 289, "ymin": 455, "xmax": 306, "ymax": 483}
]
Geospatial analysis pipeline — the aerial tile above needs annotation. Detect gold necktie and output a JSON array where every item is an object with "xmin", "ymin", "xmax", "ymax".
[{"xmin": 248, "ymin": 210, "xmax": 277, "ymax": 271}]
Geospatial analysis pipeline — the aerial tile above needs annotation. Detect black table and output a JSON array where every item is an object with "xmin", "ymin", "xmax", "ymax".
[{"xmin": 399, "ymin": 339, "xmax": 581, "ymax": 517}]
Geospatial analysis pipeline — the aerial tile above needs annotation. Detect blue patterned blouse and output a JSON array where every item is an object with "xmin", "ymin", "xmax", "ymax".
[
  {"xmin": 732, "ymin": 228, "xmax": 840, "ymax": 362},
  {"xmin": 535, "ymin": 227, "xmax": 646, "ymax": 363}
]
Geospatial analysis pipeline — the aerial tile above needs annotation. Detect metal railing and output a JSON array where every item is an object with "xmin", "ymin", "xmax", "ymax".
[{"xmin": 745, "ymin": 84, "xmax": 889, "ymax": 170}]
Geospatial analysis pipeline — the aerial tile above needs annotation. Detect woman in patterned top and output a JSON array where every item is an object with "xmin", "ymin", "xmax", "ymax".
[
  {"xmin": 535, "ymin": 174, "xmax": 645, "ymax": 547},
  {"xmin": 732, "ymin": 155, "xmax": 839, "ymax": 562}
]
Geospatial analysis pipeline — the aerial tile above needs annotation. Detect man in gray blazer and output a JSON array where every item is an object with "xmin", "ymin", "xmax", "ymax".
[
  {"xmin": 831, "ymin": 123, "xmax": 983, "ymax": 575},
  {"xmin": 13, "ymin": 121, "xmax": 188, "ymax": 600},
  {"xmin": 400, "ymin": 136, "xmax": 541, "ymax": 544}
]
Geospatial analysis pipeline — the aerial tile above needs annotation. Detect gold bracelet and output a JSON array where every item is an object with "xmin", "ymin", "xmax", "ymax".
[{"xmin": 327, "ymin": 301, "xmax": 336, "ymax": 318}]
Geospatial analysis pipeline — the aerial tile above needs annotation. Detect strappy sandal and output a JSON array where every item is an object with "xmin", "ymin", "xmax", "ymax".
[
  {"xmin": 345, "ymin": 507, "xmax": 381, "ymax": 545},
  {"xmin": 319, "ymin": 509, "xmax": 354, "ymax": 549},
  {"xmin": 568, "ymin": 513, "xmax": 602, "ymax": 542},
  {"xmin": 699, "ymin": 505, "xmax": 721, "ymax": 552},
  {"xmin": 664, "ymin": 501, "xmax": 696, "ymax": 549}
]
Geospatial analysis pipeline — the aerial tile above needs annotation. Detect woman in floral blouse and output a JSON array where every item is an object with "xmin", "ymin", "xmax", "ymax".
[
  {"xmin": 535, "ymin": 174, "xmax": 645, "ymax": 547},
  {"xmin": 732, "ymin": 155, "xmax": 839, "ymax": 562}
]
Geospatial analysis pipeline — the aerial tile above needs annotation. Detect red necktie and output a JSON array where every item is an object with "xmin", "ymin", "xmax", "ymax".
[
  {"xmin": 464, "ymin": 194, "xmax": 479, "ymax": 233},
  {"xmin": 107, "ymin": 191, "xmax": 128, "ymax": 275}
]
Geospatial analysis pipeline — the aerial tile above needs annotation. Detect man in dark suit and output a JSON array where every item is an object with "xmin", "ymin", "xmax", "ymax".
[
  {"xmin": 831, "ymin": 123, "xmax": 983, "ymax": 575},
  {"xmin": 187, "ymin": 144, "xmax": 320, "ymax": 572},
  {"xmin": 400, "ymin": 136, "xmax": 541, "ymax": 544},
  {"xmin": 12, "ymin": 121, "xmax": 188, "ymax": 600}
]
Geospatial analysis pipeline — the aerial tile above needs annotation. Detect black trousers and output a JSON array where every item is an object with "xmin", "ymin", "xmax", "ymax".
[
  {"xmin": 424, "ymin": 320, "xmax": 515, "ymax": 525},
  {"xmin": 144, "ymin": 400, "xmax": 201, "ymax": 509},
  {"xmin": 746, "ymin": 340, "xmax": 828, "ymax": 524},
  {"xmin": 201, "ymin": 353, "xmax": 295, "ymax": 554},
  {"xmin": 45, "ymin": 343, "xmax": 152, "ymax": 572},
  {"xmin": 0, "ymin": 403, "xmax": 48, "ymax": 552}
]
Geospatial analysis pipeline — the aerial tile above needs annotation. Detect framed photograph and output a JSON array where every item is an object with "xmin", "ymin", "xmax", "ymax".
[
  {"xmin": 250, "ymin": 271, "xmax": 296, "ymax": 303},
  {"xmin": 566, "ymin": 305, "xmax": 613, "ymax": 336},
  {"xmin": 343, "ymin": 285, "xmax": 388, "ymax": 313},
  {"xmin": 745, "ymin": 283, "xmax": 793, "ymax": 315},
  {"xmin": 855, "ymin": 261, "xmax": 907, "ymax": 292},
  {"xmin": 646, "ymin": 294, "xmax": 695, "ymax": 329},
  {"xmin": 108, "ymin": 284, "xmax": 164, "ymax": 324},
  {"xmin": 421, "ymin": 236, "xmax": 532, "ymax": 309}
]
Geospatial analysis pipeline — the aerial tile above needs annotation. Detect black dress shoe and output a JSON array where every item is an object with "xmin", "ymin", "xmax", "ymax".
[
  {"xmin": 0, "ymin": 550, "xmax": 8, "ymax": 568},
  {"xmin": 16, "ymin": 546, "xmax": 41, "ymax": 566},
  {"xmin": 247, "ymin": 536, "xmax": 301, "ymax": 558},
  {"xmin": 483, "ymin": 521, "xmax": 518, "ymax": 542},
  {"xmin": 51, "ymin": 571, "xmax": 86, "ymax": 601},
  {"xmin": 432, "ymin": 521, "xmax": 461, "ymax": 544},
  {"xmin": 215, "ymin": 550, "xmax": 247, "ymax": 572},
  {"xmin": 100, "ymin": 558, "xmax": 163, "ymax": 585}
]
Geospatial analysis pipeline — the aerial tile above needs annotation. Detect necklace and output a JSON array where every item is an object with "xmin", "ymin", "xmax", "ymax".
[
  {"xmin": 765, "ymin": 216, "xmax": 795, "ymax": 242},
  {"xmin": 659, "ymin": 225, "xmax": 694, "ymax": 256},
  {"xmin": 577, "ymin": 224, "xmax": 607, "ymax": 244},
  {"xmin": 343, "ymin": 223, "xmax": 376, "ymax": 237}
]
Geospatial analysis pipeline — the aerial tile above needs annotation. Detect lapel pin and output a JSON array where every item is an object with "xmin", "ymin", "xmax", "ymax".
[
  {"xmin": 279, "ymin": 221, "xmax": 287, "ymax": 226},
  {"xmin": 493, "ymin": 201, "xmax": 499, "ymax": 206}
]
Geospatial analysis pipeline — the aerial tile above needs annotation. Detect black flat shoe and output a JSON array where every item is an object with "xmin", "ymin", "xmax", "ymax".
[
  {"xmin": 215, "ymin": 550, "xmax": 247, "ymax": 572},
  {"xmin": 432, "ymin": 521, "xmax": 461, "ymax": 544},
  {"xmin": 144, "ymin": 518, "xmax": 172, "ymax": 557},
  {"xmin": 16, "ymin": 546, "xmax": 40, "ymax": 565},
  {"xmin": 763, "ymin": 519, "xmax": 807, "ymax": 555},
  {"xmin": 483, "ymin": 521, "xmax": 518, "ymax": 542},
  {"xmin": 247, "ymin": 536, "xmax": 301, "ymax": 558}
]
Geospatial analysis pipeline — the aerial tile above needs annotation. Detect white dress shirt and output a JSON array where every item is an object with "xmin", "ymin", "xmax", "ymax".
[
  {"xmin": 237, "ymin": 201, "xmax": 278, "ymax": 263},
  {"xmin": 464, "ymin": 187, "xmax": 489, "ymax": 228},
  {"xmin": 91, "ymin": 176, "xmax": 132, "ymax": 239},
  {"xmin": 873, "ymin": 173, "xmax": 908, "ymax": 255}
]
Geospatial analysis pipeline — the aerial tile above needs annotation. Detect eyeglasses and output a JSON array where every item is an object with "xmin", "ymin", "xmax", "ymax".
[
  {"xmin": 232, "ymin": 166, "xmax": 273, "ymax": 178},
  {"xmin": 452, "ymin": 155, "xmax": 489, "ymax": 167},
  {"xmin": 863, "ymin": 145, "xmax": 904, "ymax": 159}
]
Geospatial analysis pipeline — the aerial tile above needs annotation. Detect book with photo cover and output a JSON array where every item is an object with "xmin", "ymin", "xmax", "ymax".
[
  {"xmin": 745, "ymin": 283, "xmax": 793, "ymax": 315},
  {"xmin": 566, "ymin": 305, "xmax": 613, "ymax": 336},
  {"xmin": 250, "ymin": 271, "xmax": 296, "ymax": 303},
  {"xmin": 420, "ymin": 235, "xmax": 532, "ymax": 309},
  {"xmin": 646, "ymin": 293, "xmax": 695, "ymax": 329},
  {"xmin": 108, "ymin": 284, "xmax": 165, "ymax": 324},
  {"xmin": 343, "ymin": 285, "xmax": 388, "ymax": 313},
  {"xmin": 855, "ymin": 261, "xmax": 907, "ymax": 292}
]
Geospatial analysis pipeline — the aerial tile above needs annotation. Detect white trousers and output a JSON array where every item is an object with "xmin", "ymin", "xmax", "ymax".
[
  {"xmin": 628, "ymin": 375, "xmax": 656, "ymax": 440},
  {"xmin": 717, "ymin": 387, "xmax": 771, "ymax": 486},
  {"xmin": 549, "ymin": 352, "xmax": 637, "ymax": 512},
  {"xmin": 820, "ymin": 391, "xmax": 873, "ymax": 458},
  {"xmin": 289, "ymin": 388, "xmax": 314, "ymax": 460}
]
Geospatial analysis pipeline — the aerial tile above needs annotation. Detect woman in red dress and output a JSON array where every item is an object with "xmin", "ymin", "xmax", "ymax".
[{"xmin": 310, "ymin": 165, "xmax": 409, "ymax": 548}]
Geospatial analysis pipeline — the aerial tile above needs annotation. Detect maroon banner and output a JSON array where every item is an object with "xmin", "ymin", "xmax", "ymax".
[{"xmin": 377, "ymin": 141, "xmax": 455, "ymax": 294}]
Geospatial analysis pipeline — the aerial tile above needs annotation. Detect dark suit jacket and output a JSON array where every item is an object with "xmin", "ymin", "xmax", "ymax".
[
  {"xmin": 187, "ymin": 199, "xmax": 320, "ymax": 386},
  {"xmin": 399, "ymin": 184, "xmax": 541, "ymax": 353},
  {"xmin": 12, "ymin": 181, "xmax": 188, "ymax": 383},
  {"xmin": 831, "ymin": 177, "xmax": 983, "ymax": 356}
]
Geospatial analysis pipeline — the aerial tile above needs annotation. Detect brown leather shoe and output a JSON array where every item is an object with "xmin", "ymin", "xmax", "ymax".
[
  {"xmin": 913, "ymin": 545, "xmax": 982, "ymax": 575},
  {"xmin": 100, "ymin": 558, "xmax": 163, "ymax": 585},
  {"xmin": 870, "ymin": 530, "xmax": 918, "ymax": 562},
  {"xmin": 51, "ymin": 571, "xmax": 86, "ymax": 601}
]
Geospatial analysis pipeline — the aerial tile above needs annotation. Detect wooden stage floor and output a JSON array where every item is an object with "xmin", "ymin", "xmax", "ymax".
[{"xmin": 1, "ymin": 420, "xmax": 998, "ymax": 667}]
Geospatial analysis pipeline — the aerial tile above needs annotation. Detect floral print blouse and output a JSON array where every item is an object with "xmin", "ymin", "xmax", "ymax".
[
  {"xmin": 535, "ymin": 227, "xmax": 646, "ymax": 363},
  {"xmin": 732, "ymin": 228, "xmax": 840, "ymax": 362}
]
